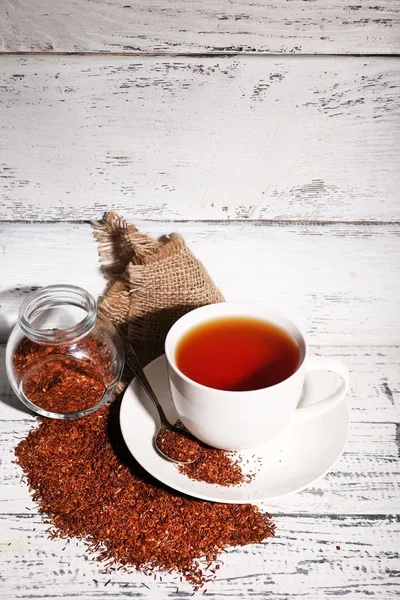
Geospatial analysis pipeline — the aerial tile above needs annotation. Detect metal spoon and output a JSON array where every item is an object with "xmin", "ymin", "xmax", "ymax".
[{"xmin": 120, "ymin": 331, "xmax": 201, "ymax": 465}]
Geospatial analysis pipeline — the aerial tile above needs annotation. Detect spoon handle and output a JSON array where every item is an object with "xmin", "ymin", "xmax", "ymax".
[{"xmin": 119, "ymin": 331, "xmax": 171, "ymax": 428}]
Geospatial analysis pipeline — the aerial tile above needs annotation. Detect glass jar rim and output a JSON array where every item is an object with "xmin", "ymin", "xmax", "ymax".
[{"xmin": 18, "ymin": 284, "xmax": 97, "ymax": 345}]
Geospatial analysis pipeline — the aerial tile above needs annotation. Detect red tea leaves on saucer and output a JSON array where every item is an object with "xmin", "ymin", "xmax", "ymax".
[
  {"xmin": 178, "ymin": 443, "xmax": 262, "ymax": 487},
  {"xmin": 157, "ymin": 427, "xmax": 261, "ymax": 485}
]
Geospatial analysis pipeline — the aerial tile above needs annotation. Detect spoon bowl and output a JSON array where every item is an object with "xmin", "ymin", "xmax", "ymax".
[{"xmin": 155, "ymin": 423, "xmax": 203, "ymax": 464}]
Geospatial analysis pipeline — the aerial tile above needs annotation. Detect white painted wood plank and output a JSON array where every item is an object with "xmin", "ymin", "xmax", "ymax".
[
  {"xmin": 1, "ymin": 340, "xmax": 399, "ymax": 593},
  {"xmin": 2, "ymin": 344, "xmax": 398, "ymax": 425},
  {"xmin": 2, "ymin": 337, "xmax": 399, "ymax": 421},
  {"xmin": 2, "ymin": 403, "xmax": 399, "ymax": 515},
  {"xmin": 1, "ymin": 339, "xmax": 398, "ymax": 595},
  {"xmin": 0, "ymin": 1, "xmax": 399, "ymax": 54},
  {"xmin": 1, "ymin": 56, "xmax": 399, "ymax": 222},
  {"xmin": 1, "ymin": 222, "xmax": 399, "ymax": 345},
  {"xmin": 0, "ymin": 512, "xmax": 398, "ymax": 599}
]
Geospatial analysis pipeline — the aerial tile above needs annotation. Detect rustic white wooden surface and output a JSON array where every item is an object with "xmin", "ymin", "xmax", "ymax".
[
  {"xmin": 0, "ymin": 222, "xmax": 399, "ymax": 599},
  {"xmin": 0, "ymin": 511, "xmax": 398, "ymax": 599},
  {"xmin": 0, "ymin": 222, "xmax": 399, "ymax": 344},
  {"xmin": 2, "ymin": 343, "xmax": 399, "ymax": 513},
  {"xmin": 1, "ymin": 56, "xmax": 399, "ymax": 222},
  {"xmin": 1, "ymin": 2, "xmax": 399, "ymax": 597},
  {"xmin": 1, "ymin": 0, "xmax": 399, "ymax": 54}
]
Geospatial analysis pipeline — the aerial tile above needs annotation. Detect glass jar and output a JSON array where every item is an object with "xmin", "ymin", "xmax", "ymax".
[{"xmin": 6, "ymin": 285, "xmax": 124, "ymax": 419}]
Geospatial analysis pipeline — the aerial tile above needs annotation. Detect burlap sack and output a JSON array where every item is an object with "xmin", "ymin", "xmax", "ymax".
[{"xmin": 92, "ymin": 212, "xmax": 224, "ymax": 366}]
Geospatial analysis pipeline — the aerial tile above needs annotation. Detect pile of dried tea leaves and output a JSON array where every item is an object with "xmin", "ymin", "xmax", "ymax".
[
  {"xmin": 15, "ymin": 401, "xmax": 275, "ymax": 588},
  {"xmin": 178, "ymin": 443, "xmax": 261, "ymax": 486}
]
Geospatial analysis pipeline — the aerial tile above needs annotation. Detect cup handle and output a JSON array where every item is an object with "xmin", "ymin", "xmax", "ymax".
[{"xmin": 291, "ymin": 356, "xmax": 350, "ymax": 425}]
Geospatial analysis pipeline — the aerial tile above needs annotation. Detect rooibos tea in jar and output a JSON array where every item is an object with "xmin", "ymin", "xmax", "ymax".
[{"xmin": 6, "ymin": 285, "xmax": 124, "ymax": 418}]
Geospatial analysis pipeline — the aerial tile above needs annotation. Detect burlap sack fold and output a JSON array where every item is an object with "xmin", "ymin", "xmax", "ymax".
[{"xmin": 92, "ymin": 212, "xmax": 224, "ymax": 366}]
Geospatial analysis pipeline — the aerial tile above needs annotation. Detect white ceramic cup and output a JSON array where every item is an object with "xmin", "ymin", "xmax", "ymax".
[{"xmin": 165, "ymin": 303, "xmax": 349, "ymax": 450}]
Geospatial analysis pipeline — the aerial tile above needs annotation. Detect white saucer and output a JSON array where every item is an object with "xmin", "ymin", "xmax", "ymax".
[{"xmin": 120, "ymin": 355, "xmax": 350, "ymax": 503}]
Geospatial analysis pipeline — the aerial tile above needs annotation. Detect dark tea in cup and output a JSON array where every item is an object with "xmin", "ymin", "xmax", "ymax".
[{"xmin": 175, "ymin": 316, "xmax": 301, "ymax": 392}]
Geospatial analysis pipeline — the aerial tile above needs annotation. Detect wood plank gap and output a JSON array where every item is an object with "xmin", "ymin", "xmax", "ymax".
[
  {"xmin": 2, "ymin": 341, "xmax": 400, "ymax": 350},
  {"xmin": 2, "ymin": 220, "xmax": 400, "ymax": 227},
  {"xmin": 2, "ymin": 512, "xmax": 398, "ymax": 520},
  {"xmin": 2, "ymin": 343, "xmax": 399, "ymax": 348},
  {"xmin": 1, "ymin": 418, "xmax": 397, "ymax": 425},
  {"xmin": 271, "ymin": 513, "xmax": 400, "ymax": 520},
  {"xmin": 0, "ymin": 51, "xmax": 399, "ymax": 58},
  {"xmin": 2, "ymin": 345, "xmax": 400, "ymax": 351}
]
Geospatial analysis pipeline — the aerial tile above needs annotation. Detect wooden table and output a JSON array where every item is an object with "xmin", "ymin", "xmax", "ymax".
[{"xmin": 0, "ymin": 3, "xmax": 399, "ymax": 598}]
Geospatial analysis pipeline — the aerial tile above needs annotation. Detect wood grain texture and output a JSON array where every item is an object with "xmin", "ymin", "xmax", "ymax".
[
  {"xmin": 2, "ymin": 391, "xmax": 399, "ymax": 515},
  {"xmin": 0, "ymin": 512, "xmax": 398, "ymax": 599},
  {"xmin": 1, "ymin": 338, "xmax": 399, "ymax": 596},
  {"xmin": 3, "ymin": 343, "xmax": 399, "ymax": 426},
  {"xmin": 0, "ymin": 0, "xmax": 399, "ymax": 55},
  {"xmin": 1, "ymin": 337, "xmax": 399, "ymax": 596},
  {"xmin": 0, "ymin": 222, "xmax": 399, "ymax": 598},
  {"xmin": 1, "ymin": 221, "xmax": 399, "ymax": 345},
  {"xmin": 1, "ymin": 56, "xmax": 399, "ymax": 222}
]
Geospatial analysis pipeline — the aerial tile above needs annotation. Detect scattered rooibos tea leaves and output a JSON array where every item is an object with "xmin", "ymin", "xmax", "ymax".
[
  {"xmin": 156, "ymin": 428, "xmax": 201, "ymax": 463},
  {"xmin": 156, "ymin": 426, "xmax": 261, "ymax": 485},
  {"xmin": 15, "ymin": 401, "xmax": 275, "ymax": 587},
  {"xmin": 13, "ymin": 336, "xmax": 113, "ymax": 413},
  {"xmin": 178, "ymin": 444, "xmax": 259, "ymax": 486}
]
